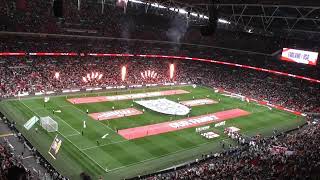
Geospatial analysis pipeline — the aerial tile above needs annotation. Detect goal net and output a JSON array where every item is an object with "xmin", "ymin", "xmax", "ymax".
[{"xmin": 40, "ymin": 116, "xmax": 58, "ymax": 132}]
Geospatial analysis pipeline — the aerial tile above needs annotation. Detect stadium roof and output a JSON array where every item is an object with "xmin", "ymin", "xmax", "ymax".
[
  {"xmin": 126, "ymin": 0, "xmax": 320, "ymax": 39},
  {"xmin": 141, "ymin": 0, "xmax": 320, "ymax": 7}
]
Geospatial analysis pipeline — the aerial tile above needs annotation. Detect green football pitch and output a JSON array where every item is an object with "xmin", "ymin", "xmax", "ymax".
[{"xmin": 0, "ymin": 86, "xmax": 305, "ymax": 179}]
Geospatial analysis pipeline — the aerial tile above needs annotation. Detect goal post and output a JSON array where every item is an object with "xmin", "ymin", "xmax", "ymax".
[{"xmin": 40, "ymin": 116, "xmax": 58, "ymax": 132}]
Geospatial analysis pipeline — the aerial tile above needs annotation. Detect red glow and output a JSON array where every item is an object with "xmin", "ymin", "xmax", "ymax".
[
  {"xmin": 87, "ymin": 53, "xmax": 134, "ymax": 57},
  {"xmin": 29, "ymin": 52, "xmax": 78, "ymax": 56},
  {"xmin": 0, "ymin": 52, "xmax": 26, "ymax": 56}
]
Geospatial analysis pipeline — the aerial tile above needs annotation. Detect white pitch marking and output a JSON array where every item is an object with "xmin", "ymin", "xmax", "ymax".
[{"xmin": 19, "ymin": 100, "xmax": 108, "ymax": 172}]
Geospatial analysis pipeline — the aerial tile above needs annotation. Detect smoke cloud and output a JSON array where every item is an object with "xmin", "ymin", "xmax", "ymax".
[{"xmin": 166, "ymin": 16, "xmax": 189, "ymax": 52}]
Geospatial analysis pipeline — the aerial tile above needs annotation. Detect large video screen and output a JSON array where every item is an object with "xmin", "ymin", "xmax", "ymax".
[{"xmin": 281, "ymin": 48, "xmax": 318, "ymax": 65}]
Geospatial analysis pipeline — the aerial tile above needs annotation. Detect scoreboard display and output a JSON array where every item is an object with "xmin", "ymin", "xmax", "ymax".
[{"xmin": 281, "ymin": 48, "xmax": 318, "ymax": 65}]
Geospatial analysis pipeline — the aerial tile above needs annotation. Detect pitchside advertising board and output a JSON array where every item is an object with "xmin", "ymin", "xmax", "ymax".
[{"xmin": 281, "ymin": 48, "xmax": 318, "ymax": 65}]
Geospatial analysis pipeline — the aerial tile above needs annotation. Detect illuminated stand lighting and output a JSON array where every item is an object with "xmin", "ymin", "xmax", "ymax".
[
  {"xmin": 1, "ymin": 52, "xmax": 319, "ymax": 83},
  {"xmin": 121, "ymin": 66, "xmax": 127, "ymax": 81},
  {"xmin": 169, "ymin": 63, "xmax": 175, "ymax": 80},
  {"xmin": 82, "ymin": 72, "xmax": 103, "ymax": 83},
  {"xmin": 54, "ymin": 72, "xmax": 60, "ymax": 80},
  {"xmin": 128, "ymin": 0, "xmax": 231, "ymax": 24},
  {"xmin": 116, "ymin": 0, "xmax": 129, "ymax": 13},
  {"xmin": 140, "ymin": 70, "xmax": 158, "ymax": 79}
]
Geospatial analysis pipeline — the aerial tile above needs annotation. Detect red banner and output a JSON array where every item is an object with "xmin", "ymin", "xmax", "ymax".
[
  {"xmin": 0, "ymin": 52, "xmax": 26, "ymax": 56},
  {"xmin": 88, "ymin": 53, "xmax": 134, "ymax": 57},
  {"xmin": 29, "ymin": 52, "xmax": 78, "ymax": 56}
]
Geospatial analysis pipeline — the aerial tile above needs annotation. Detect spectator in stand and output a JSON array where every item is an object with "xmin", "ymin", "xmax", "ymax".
[
  {"xmin": 0, "ymin": 52, "xmax": 319, "ymax": 113},
  {"xmin": 143, "ymin": 123, "xmax": 320, "ymax": 180}
]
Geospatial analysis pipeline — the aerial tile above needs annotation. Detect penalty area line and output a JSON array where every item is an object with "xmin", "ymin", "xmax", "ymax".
[
  {"xmin": 64, "ymin": 105, "xmax": 118, "ymax": 134},
  {"xmin": 19, "ymin": 100, "xmax": 108, "ymax": 173},
  {"xmin": 58, "ymin": 131, "xmax": 108, "ymax": 173},
  {"xmin": 65, "ymin": 133, "xmax": 81, "ymax": 137},
  {"xmin": 20, "ymin": 101, "xmax": 81, "ymax": 136},
  {"xmin": 81, "ymin": 139, "xmax": 129, "ymax": 151}
]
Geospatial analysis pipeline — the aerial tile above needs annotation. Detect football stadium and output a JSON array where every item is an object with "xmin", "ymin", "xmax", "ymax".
[
  {"xmin": 0, "ymin": 85, "xmax": 305, "ymax": 179},
  {"xmin": 0, "ymin": 0, "xmax": 319, "ymax": 180}
]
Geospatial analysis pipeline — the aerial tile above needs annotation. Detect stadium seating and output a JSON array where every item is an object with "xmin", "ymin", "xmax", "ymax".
[
  {"xmin": 141, "ymin": 122, "xmax": 320, "ymax": 179},
  {"xmin": 0, "ymin": 1, "xmax": 318, "ymax": 53},
  {"xmin": 0, "ymin": 38, "xmax": 319, "ymax": 113}
]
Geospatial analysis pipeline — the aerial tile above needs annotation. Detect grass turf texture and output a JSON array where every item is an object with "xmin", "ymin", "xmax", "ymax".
[{"xmin": 0, "ymin": 86, "xmax": 305, "ymax": 179}]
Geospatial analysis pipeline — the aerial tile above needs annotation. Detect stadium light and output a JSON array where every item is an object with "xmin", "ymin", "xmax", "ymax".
[
  {"xmin": 178, "ymin": 9, "xmax": 188, "ymax": 14},
  {"xmin": 218, "ymin": 19, "xmax": 231, "ymax": 24},
  {"xmin": 151, "ymin": 3, "xmax": 165, "ymax": 9},
  {"xmin": 152, "ymin": 72, "xmax": 157, "ymax": 78},
  {"xmin": 83, "ymin": 72, "xmax": 103, "ymax": 82},
  {"xmin": 170, "ymin": 64, "xmax": 175, "ymax": 79},
  {"xmin": 128, "ymin": 0, "xmax": 231, "ymax": 25},
  {"xmin": 190, "ymin": 12, "xmax": 198, "ymax": 17},
  {"xmin": 98, "ymin": 74, "xmax": 103, "ymax": 80},
  {"xmin": 54, "ymin": 72, "xmax": 60, "ymax": 80},
  {"xmin": 121, "ymin": 66, "xmax": 127, "ymax": 81},
  {"xmin": 128, "ymin": 0, "xmax": 144, "ymax": 4},
  {"xmin": 82, "ymin": 77, "xmax": 88, "ymax": 82},
  {"xmin": 91, "ymin": 72, "xmax": 95, "ymax": 79},
  {"xmin": 157, "ymin": 4, "xmax": 166, "ymax": 9},
  {"xmin": 141, "ymin": 70, "xmax": 158, "ymax": 79}
]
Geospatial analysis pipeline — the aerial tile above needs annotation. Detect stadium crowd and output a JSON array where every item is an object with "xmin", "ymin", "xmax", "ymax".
[
  {"xmin": 0, "ymin": 140, "xmax": 33, "ymax": 180},
  {"xmin": 0, "ymin": 36, "xmax": 319, "ymax": 78},
  {"xmin": 141, "ymin": 121, "xmax": 320, "ymax": 180},
  {"xmin": 0, "ymin": 115, "xmax": 68, "ymax": 180},
  {"xmin": 0, "ymin": 53, "xmax": 319, "ymax": 114}
]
